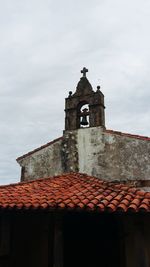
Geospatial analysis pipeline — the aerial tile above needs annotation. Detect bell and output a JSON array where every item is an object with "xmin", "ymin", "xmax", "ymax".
[{"xmin": 80, "ymin": 115, "xmax": 88, "ymax": 125}]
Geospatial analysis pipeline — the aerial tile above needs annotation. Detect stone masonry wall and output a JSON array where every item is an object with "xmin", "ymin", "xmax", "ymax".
[
  {"xmin": 17, "ymin": 127, "xmax": 150, "ymax": 188},
  {"xmin": 17, "ymin": 138, "xmax": 63, "ymax": 181},
  {"xmin": 77, "ymin": 127, "xmax": 150, "ymax": 186},
  {"xmin": 61, "ymin": 130, "xmax": 79, "ymax": 173}
]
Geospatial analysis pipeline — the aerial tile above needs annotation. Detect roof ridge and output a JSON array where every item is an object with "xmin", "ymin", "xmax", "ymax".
[
  {"xmin": 105, "ymin": 129, "xmax": 150, "ymax": 141},
  {"xmin": 0, "ymin": 172, "xmax": 148, "ymax": 198},
  {"xmin": 0, "ymin": 172, "xmax": 149, "ymax": 212},
  {"xmin": 0, "ymin": 172, "xmax": 83, "ymax": 188},
  {"xmin": 0, "ymin": 173, "xmax": 66, "ymax": 188},
  {"xmin": 16, "ymin": 136, "xmax": 62, "ymax": 161},
  {"xmin": 16, "ymin": 129, "xmax": 150, "ymax": 161}
]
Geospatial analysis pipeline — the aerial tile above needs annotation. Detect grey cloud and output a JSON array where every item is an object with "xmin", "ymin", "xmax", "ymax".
[{"xmin": 0, "ymin": 0, "xmax": 150, "ymax": 184}]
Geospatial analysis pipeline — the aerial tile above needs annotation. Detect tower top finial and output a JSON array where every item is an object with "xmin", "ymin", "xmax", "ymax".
[
  {"xmin": 65, "ymin": 68, "xmax": 105, "ymax": 130},
  {"xmin": 81, "ymin": 67, "xmax": 88, "ymax": 77}
]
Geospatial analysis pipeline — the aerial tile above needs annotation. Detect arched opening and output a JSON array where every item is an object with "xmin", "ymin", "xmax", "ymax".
[{"xmin": 77, "ymin": 102, "xmax": 89, "ymax": 128}]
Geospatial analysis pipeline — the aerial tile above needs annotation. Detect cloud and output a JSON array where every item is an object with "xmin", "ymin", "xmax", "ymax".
[{"xmin": 0, "ymin": 0, "xmax": 150, "ymax": 184}]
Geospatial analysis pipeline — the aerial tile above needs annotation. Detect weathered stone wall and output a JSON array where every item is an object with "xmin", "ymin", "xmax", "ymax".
[
  {"xmin": 17, "ymin": 138, "xmax": 63, "ymax": 181},
  {"xmin": 61, "ymin": 130, "xmax": 79, "ymax": 173},
  {"xmin": 17, "ymin": 126, "xmax": 150, "ymax": 187},
  {"xmin": 77, "ymin": 127, "xmax": 150, "ymax": 186}
]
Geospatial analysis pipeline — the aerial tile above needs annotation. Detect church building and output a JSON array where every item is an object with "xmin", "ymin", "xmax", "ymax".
[
  {"xmin": 0, "ymin": 68, "xmax": 150, "ymax": 267},
  {"xmin": 17, "ymin": 67, "xmax": 150, "ymax": 190}
]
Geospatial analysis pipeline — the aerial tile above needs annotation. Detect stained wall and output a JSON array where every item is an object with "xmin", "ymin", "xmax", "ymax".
[
  {"xmin": 77, "ymin": 127, "xmax": 150, "ymax": 185},
  {"xmin": 17, "ymin": 138, "xmax": 63, "ymax": 181},
  {"xmin": 17, "ymin": 127, "xmax": 150, "ymax": 188}
]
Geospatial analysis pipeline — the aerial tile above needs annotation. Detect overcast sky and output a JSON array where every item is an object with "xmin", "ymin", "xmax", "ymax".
[{"xmin": 0, "ymin": 0, "xmax": 150, "ymax": 185}]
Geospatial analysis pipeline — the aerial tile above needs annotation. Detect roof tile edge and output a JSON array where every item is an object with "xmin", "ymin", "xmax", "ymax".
[
  {"xmin": 16, "ymin": 129, "xmax": 150, "ymax": 161},
  {"xmin": 16, "ymin": 136, "xmax": 63, "ymax": 161},
  {"xmin": 105, "ymin": 129, "xmax": 150, "ymax": 141}
]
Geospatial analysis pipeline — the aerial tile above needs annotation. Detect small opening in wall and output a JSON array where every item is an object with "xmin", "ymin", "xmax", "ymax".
[{"xmin": 80, "ymin": 104, "xmax": 89, "ymax": 128}]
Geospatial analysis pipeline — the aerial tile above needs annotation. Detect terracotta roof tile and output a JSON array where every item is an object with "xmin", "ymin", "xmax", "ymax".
[
  {"xmin": 0, "ymin": 173, "xmax": 150, "ymax": 213},
  {"xmin": 97, "ymin": 203, "xmax": 105, "ymax": 212}
]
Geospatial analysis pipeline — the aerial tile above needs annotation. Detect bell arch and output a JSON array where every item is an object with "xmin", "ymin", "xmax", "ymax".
[
  {"xmin": 65, "ymin": 68, "xmax": 105, "ymax": 131},
  {"xmin": 77, "ymin": 101, "xmax": 89, "ymax": 128}
]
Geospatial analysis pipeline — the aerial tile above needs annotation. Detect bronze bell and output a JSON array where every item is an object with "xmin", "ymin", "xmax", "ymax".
[
  {"xmin": 80, "ymin": 108, "xmax": 89, "ymax": 126},
  {"xmin": 81, "ymin": 115, "xmax": 88, "ymax": 125}
]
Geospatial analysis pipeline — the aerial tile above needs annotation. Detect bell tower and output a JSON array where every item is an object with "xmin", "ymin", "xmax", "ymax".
[{"xmin": 65, "ymin": 68, "xmax": 105, "ymax": 130}]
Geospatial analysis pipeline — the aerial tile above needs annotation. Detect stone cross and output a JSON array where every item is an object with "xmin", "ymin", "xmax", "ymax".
[{"xmin": 81, "ymin": 67, "xmax": 88, "ymax": 77}]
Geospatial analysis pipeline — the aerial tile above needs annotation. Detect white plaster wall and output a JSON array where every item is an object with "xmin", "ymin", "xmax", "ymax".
[
  {"xmin": 77, "ymin": 127, "xmax": 105, "ymax": 175},
  {"xmin": 77, "ymin": 127, "xmax": 150, "ymax": 183}
]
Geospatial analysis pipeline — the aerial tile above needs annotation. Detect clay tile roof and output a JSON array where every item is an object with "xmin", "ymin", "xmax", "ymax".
[{"xmin": 0, "ymin": 173, "xmax": 150, "ymax": 213}]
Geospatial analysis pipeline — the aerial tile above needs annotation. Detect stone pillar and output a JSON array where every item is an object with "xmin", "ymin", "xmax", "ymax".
[{"xmin": 61, "ymin": 130, "xmax": 79, "ymax": 173}]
